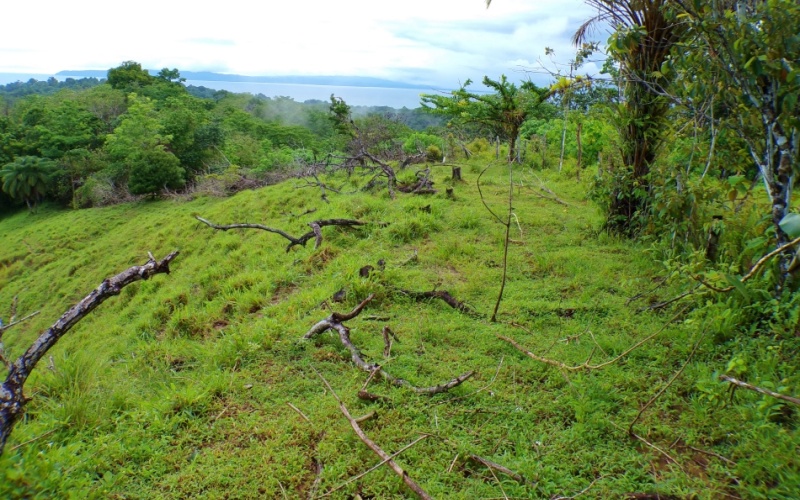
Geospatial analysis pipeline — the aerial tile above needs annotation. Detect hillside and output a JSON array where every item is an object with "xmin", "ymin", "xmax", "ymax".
[{"xmin": 0, "ymin": 163, "xmax": 797, "ymax": 498}]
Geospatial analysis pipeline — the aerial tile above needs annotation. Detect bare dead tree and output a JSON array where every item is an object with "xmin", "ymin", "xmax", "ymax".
[{"xmin": 0, "ymin": 251, "xmax": 179, "ymax": 454}]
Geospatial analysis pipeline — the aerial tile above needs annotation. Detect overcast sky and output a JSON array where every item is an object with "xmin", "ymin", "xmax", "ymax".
[{"xmin": 1, "ymin": 0, "xmax": 604, "ymax": 88}]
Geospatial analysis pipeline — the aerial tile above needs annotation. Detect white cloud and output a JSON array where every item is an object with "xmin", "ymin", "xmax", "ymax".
[{"xmin": 1, "ymin": 0, "xmax": 604, "ymax": 87}]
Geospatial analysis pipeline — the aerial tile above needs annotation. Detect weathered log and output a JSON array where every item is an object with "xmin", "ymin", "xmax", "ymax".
[{"xmin": 0, "ymin": 252, "xmax": 179, "ymax": 454}]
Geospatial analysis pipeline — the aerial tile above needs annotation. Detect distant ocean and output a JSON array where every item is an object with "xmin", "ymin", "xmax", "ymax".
[
  {"xmin": 184, "ymin": 80, "xmax": 442, "ymax": 108},
  {"xmin": 0, "ymin": 73, "xmax": 447, "ymax": 109}
]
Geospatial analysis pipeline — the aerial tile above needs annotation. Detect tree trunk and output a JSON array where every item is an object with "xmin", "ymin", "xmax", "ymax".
[
  {"xmin": 507, "ymin": 135, "xmax": 517, "ymax": 163},
  {"xmin": 576, "ymin": 122, "xmax": 583, "ymax": 181}
]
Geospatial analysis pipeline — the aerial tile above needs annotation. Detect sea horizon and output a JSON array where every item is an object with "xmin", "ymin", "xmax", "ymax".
[{"xmin": 0, "ymin": 72, "xmax": 451, "ymax": 109}]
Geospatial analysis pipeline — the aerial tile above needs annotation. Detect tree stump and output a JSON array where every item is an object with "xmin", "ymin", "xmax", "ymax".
[{"xmin": 451, "ymin": 166, "xmax": 462, "ymax": 181}]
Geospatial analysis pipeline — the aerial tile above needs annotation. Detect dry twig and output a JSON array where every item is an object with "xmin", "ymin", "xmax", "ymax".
[
  {"xmin": 287, "ymin": 402, "xmax": 312, "ymax": 424},
  {"xmin": 312, "ymin": 368, "xmax": 433, "ymax": 499},
  {"xmin": 720, "ymin": 375, "xmax": 800, "ymax": 406},
  {"xmin": 694, "ymin": 235, "xmax": 800, "ymax": 292},
  {"xmin": 498, "ymin": 308, "xmax": 686, "ymax": 372}
]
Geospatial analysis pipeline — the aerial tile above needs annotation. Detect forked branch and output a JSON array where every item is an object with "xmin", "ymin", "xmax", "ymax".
[
  {"xmin": 304, "ymin": 295, "xmax": 474, "ymax": 394},
  {"xmin": 196, "ymin": 216, "xmax": 380, "ymax": 252}
]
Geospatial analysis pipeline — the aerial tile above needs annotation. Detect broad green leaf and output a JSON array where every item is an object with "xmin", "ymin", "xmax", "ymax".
[
  {"xmin": 725, "ymin": 274, "xmax": 750, "ymax": 299},
  {"xmin": 779, "ymin": 212, "xmax": 800, "ymax": 238}
]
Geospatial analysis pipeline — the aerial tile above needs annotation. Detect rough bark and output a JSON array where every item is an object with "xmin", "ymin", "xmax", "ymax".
[{"xmin": 0, "ymin": 251, "xmax": 179, "ymax": 454}]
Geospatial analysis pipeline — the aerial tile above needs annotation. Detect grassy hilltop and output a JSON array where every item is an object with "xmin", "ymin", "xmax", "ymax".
[{"xmin": 0, "ymin": 163, "xmax": 797, "ymax": 498}]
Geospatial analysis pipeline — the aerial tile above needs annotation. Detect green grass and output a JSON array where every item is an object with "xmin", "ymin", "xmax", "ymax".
[{"xmin": 1, "ymin": 162, "xmax": 797, "ymax": 498}]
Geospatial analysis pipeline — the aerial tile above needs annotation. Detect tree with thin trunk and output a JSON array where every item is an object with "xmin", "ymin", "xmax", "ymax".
[
  {"xmin": 670, "ymin": 0, "xmax": 800, "ymax": 290},
  {"xmin": 421, "ymin": 76, "xmax": 551, "ymax": 163}
]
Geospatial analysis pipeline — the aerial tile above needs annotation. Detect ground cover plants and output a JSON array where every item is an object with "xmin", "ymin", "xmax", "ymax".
[{"xmin": 2, "ymin": 157, "xmax": 798, "ymax": 498}]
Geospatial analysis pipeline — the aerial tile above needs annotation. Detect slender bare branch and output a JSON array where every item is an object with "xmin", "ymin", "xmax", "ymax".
[
  {"xmin": 720, "ymin": 375, "xmax": 800, "ymax": 406},
  {"xmin": 312, "ymin": 368, "xmax": 433, "ymax": 499},
  {"xmin": 695, "ymin": 235, "xmax": 800, "ymax": 292},
  {"xmin": 196, "ymin": 215, "xmax": 379, "ymax": 253},
  {"xmin": 0, "ymin": 311, "xmax": 41, "ymax": 336},
  {"xmin": 498, "ymin": 308, "xmax": 686, "ymax": 371}
]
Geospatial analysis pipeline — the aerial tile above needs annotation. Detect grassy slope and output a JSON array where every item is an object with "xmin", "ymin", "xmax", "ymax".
[{"xmin": 0, "ymin": 163, "xmax": 796, "ymax": 498}]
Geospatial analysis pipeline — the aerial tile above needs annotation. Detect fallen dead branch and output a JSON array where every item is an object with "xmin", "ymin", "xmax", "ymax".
[
  {"xmin": 397, "ymin": 167, "xmax": 437, "ymax": 194},
  {"xmin": 397, "ymin": 288, "xmax": 479, "ymax": 316},
  {"xmin": 628, "ymin": 330, "xmax": 707, "ymax": 434},
  {"xmin": 638, "ymin": 285, "xmax": 700, "ymax": 313},
  {"xmin": 321, "ymin": 434, "xmax": 429, "ymax": 498},
  {"xmin": 195, "ymin": 215, "xmax": 383, "ymax": 252},
  {"xmin": 0, "ymin": 251, "xmax": 179, "ymax": 454},
  {"xmin": 468, "ymin": 454, "xmax": 536, "ymax": 487},
  {"xmin": 498, "ymin": 307, "xmax": 687, "ymax": 372},
  {"xmin": 720, "ymin": 374, "xmax": 800, "ymax": 406},
  {"xmin": 303, "ymin": 295, "xmax": 473, "ymax": 394},
  {"xmin": 694, "ymin": 235, "xmax": 800, "ymax": 293},
  {"xmin": 313, "ymin": 368, "xmax": 433, "ymax": 499},
  {"xmin": 529, "ymin": 172, "xmax": 570, "ymax": 206},
  {"xmin": 435, "ymin": 356, "xmax": 504, "ymax": 406}
]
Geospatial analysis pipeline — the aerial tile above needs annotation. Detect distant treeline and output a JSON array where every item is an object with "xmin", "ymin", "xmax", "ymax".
[{"xmin": 0, "ymin": 62, "xmax": 444, "ymax": 213}]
